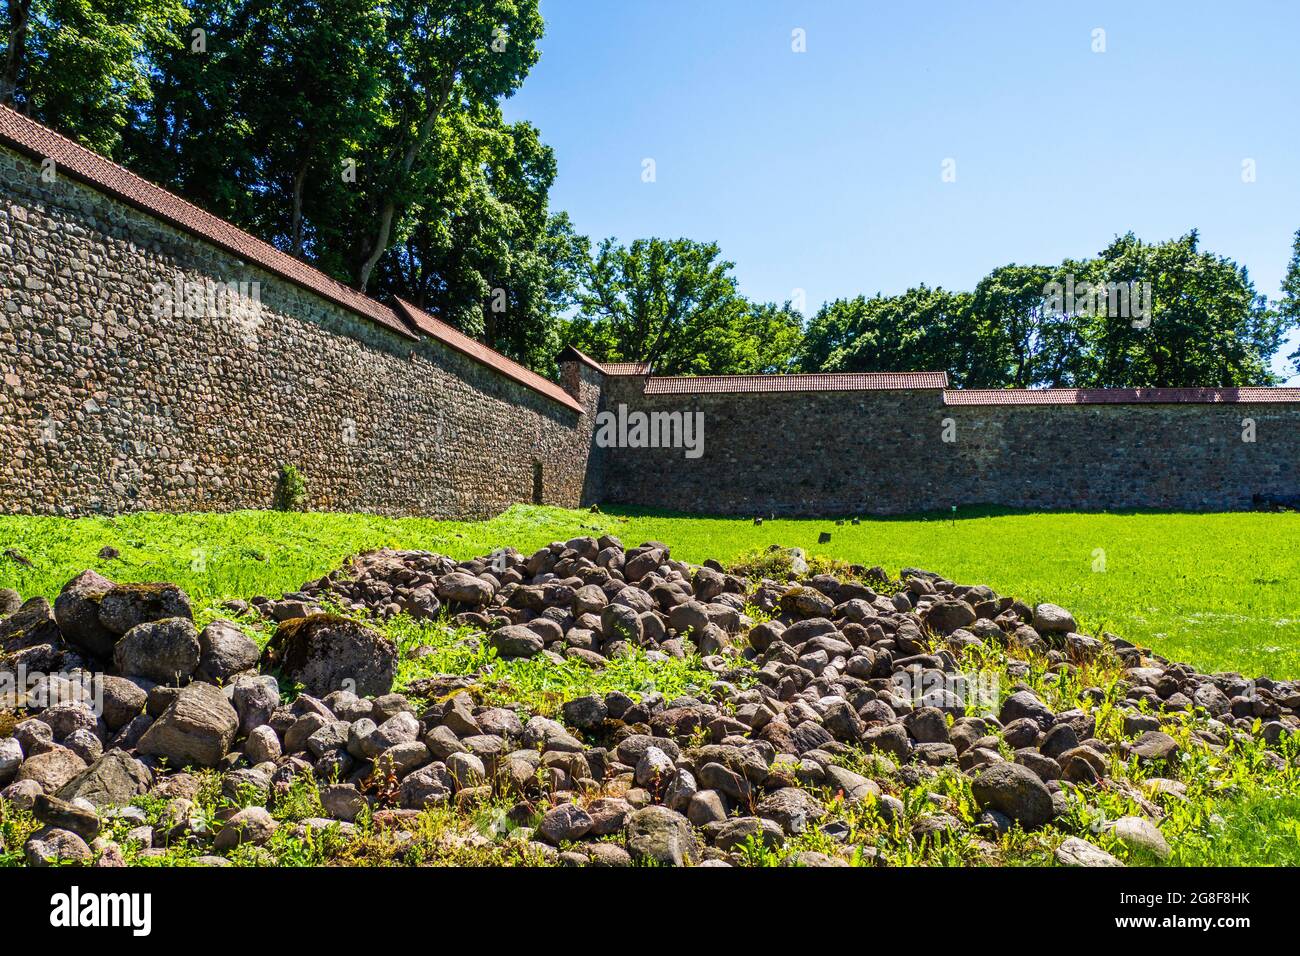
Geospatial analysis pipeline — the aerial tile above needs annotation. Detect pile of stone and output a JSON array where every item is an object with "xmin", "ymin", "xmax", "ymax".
[{"xmin": 1, "ymin": 536, "xmax": 1296, "ymax": 868}]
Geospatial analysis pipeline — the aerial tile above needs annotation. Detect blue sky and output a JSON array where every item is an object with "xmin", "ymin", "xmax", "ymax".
[{"xmin": 502, "ymin": 0, "xmax": 1300, "ymax": 381}]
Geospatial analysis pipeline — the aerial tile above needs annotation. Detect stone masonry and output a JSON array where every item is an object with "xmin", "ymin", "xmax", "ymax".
[
  {"xmin": 0, "ymin": 142, "xmax": 599, "ymax": 517},
  {"xmin": 1, "ymin": 115, "xmax": 1298, "ymax": 520}
]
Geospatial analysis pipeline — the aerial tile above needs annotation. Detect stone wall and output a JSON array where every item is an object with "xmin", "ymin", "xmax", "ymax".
[
  {"xmin": 0, "ymin": 143, "xmax": 597, "ymax": 518},
  {"xmin": 941, "ymin": 401, "xmax": 1300, "ymax": 513},
  {"xmin": 595, "ymin": 378, "xmax": 1300, "ymax": 516},
  {"xmin": 2, "ymin": 134, "xmax": 1298, "ymax": 522}
]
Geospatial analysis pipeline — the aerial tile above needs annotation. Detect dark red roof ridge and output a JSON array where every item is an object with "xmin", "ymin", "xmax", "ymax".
[
  {"xmin": 554, "ymin": 347, "xmax": 653, "ymax": 377},
  {"xmin": 944, "ymin": 387, "xmax": 1300, "ymax": 405},
  {"xmin": 394, "ymin": 299, "xmax": 581, "ymax": 412},
  {"xmin": 644, "ymin": 371, "xmax": 948, "ymax": 394}
]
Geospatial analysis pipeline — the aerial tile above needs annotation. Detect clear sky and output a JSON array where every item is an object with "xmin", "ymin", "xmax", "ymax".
[{"xmin": 502, "ymin": 0, "xmax": 1300, "ymax": 381}]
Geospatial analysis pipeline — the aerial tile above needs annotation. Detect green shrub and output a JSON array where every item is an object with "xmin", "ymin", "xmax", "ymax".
[{"xmin": 274, "ymin": 464, "xmax": 307, "ymax": 512}]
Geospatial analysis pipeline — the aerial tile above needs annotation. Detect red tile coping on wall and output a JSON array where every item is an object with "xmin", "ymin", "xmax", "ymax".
[
  {"xmin": 643, "ymin": 371, "xmax": 949, "ymax": 394},
  {"xmin": 602, "ymin": 362, "xmax": 653, "ymax": 376},
  {"xmin": 393, "ymin": 300, "xmax": 581, "ymax": 412},
  {"xmin": 554, "ymin": 347, "xmax": 651, "ymax": 377},
  {"xmin": 944, "ymin": 387, "xmax": 1300, "ymax": 405}
]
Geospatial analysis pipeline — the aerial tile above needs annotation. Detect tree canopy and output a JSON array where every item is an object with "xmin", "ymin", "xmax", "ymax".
[
  {"xmin": 562, "ymin": 237, "xmax": 802, "ymax": 376},
  {"xmin": 798, "ymin": 232, "xmax": 1293, "ymax": 388},
  {"xmin": 2, "ymin": 2, "xmax": 1295, "ymax": 385}
]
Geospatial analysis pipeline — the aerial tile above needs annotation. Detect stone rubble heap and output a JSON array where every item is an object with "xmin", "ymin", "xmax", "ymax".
[{"xmin": 1, "ymin": 536, "xmax": 1297, "ymax": 867}]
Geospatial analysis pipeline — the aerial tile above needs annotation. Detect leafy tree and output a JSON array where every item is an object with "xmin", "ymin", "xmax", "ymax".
[
  {"xmin": 564, "ymin": 237, "xmax": 802, "ymax": 375},
  {"xmin": 1071, "ymin": 232, "xmax": 1284, "ymax": 387},
  {"xmin": 800, "ymin": 233, "xmax": 1286, "ymax": 389},
  {"xmin": 1280, "ymin": 228, "xmax": 1300, "ymax": 375},
  {"xmin": 371, "ymin": 113, "xmax": 585, "ymax": 368},
  {"xmin": 967, "ymin": 264, "xmax": 1056, "ymax": 387},
  {"xmin": 346, "ymin": 0, "xmax": 544, "ymax": 292},
  {"xmin": 797, "ymin": 286, "xmax": 971, "ymax": 382},
  {"xmin": 1, "ymin": 0, "xmax": 186, "ymax": 154}
]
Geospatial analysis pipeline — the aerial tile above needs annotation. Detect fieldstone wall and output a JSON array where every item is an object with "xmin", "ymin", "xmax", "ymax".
[
  {"xmin": 941, "ymin": 402, "xmax": 1300, "ymax": 513},
  {"xmin": 0, "ymin": 144, "xmax": 597, "ymax": 518},
  {"xmin": 2, "ymin": 139, "xmax": 1298, "ymax": 520},
  {"xmin": 596, "ymin": 379, "xmax": 1300, "ymax": 516}
]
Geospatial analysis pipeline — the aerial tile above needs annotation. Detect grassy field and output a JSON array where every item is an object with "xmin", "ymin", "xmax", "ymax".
[
  {"xmin": 1, "ymin": 505, "xmax": 1296, "ymax": 678},
  {"xmin": 2, "ymin": 504, "xmax": 1298, "ymax": 868}
]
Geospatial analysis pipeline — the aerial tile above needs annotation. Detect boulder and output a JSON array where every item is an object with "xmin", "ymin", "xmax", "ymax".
[
  {"xmin": 490, "ymin": 625, "xmax": 544, "ymax": 659},
  {"xmin": 56, "ymin": 751, "xmax": 152, "ymax": 808},
  {"xmin": 261, "ymin": 614, "xmax": 397, "ymax": 697},
  {"xmin": 1110, "ymin": 816, "xmax": 1171, "ymax": 860},
  {"xmin": 0, "ymin": 597, "xmax": 62, "ymax": 653},
  {"xmin": 1032, "ymin": 603, "xmax": 1076, "ymax": 635},
  {"xmin": 436, "ymin": 572, "xmax": 493, "ymax": 606},
  {"xmin": 98, "ymin": 583, "xmax": 192, "ymax": 635},
  {"xmin": 626, "ymin": 805, "xmax": 698, "ymax": 867},
  {"xmin": 25, "ymin": 828, "xmax": 93, "ymax": 867},
  {"xmin": 196, "ymin": 619, "xmax": 260, "ymax": 684},
  {"xmin": 33, "ymin": 794, "xmax": 101, "ymax": 839},
  {"xmin": 137, "ymin": 681, "xmax": 238, "ymax": 768},
  {"xmin": 15, "ymin": 747, "xmax": 87, "ymax": 793},
  {"xmin": 113, "ymin": 618, "xmax": 201, "ymax": 684},
  {"xmin": 98, "ymin": 676, "xmax": 148, "ymax": 730},
  {"xmin": 0, "ymin": 737, "xmax": 22, "ymax": 785},
  {"xmin": 214, "ymin": 806, "xmax": 278, "ymax": 851},
  {"xmin": 539, "ymin": 803, "xmax": 594, "ymax": 844},
  {"xmin": 53, "ymin": 570, "xmax": 117, "ymax": 658},
  {"xmin": 755, "ymin": 787, "xmax": 827, "ymax": 834},
  {"xmin": 1130, "ymin": 730, "xmax": 1178, "ymax": 762},
  {"xmin": 1055, "ymin": 836, "xmax": 1123, "ymax": 867},
  {"xmin": 923, "ymin": 599, "xmax": 977, "ymax": 635},
  {"xmin": 971, "ymin": 762, "xmax": 1054, "ymax": 828}
]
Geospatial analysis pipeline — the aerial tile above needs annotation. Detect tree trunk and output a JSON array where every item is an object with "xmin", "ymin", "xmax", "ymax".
[
  {"xmin": 1, "ymin": 0, "xmax": 33, "ymax": 106},
  {"xmin": 354, "ymin": 67, "xmax": 461, "ymax": 292},
  {"xmin": 290, "ymin": 156, "xmax": 310, "ymax": 258}
]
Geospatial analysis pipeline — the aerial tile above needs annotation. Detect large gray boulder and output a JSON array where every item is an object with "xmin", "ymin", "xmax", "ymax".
[
  {"xmin": 436, "ymin": 572, "xmax": 493, "ymax": 606},
  {"xmin": 113, "ymin": 618, "xmax": 201, "ymax": 684},
  {"xmin": 53, "ymin": 570, "xmax": 117, "ymax": 658},
  {"xmin": 261, "ymin": 614, "xmax": 397, "ymax": 697},
  {"xmin": 98, "ymin": 676, "xmax": 148, "ymax": 730},
  {"xmin": 971, "ymin": 762, "xmax": 1054, "ymax": 828},
  {"xmin": 24, "ymin": 827, "xmax": 93, "ymax": 867},
  {"xmin": 1055, "ymin": 836, "xmax": 1124, "ymax": 867},
  {"xmin": 15, "ymin": 747, "xmax": 87, "ymax": 793},
  {"xmin": 1032, "ymin": 603, "xmax": 1076, "ymax": 635},
  {"xmin": 195, "ymin": 619, "xmax": 260, "ymax": 684},
  {"xmin": 56, "ymin": 751, "xmax": 153, "ymax": 808},
  {"xmin": 923, "ymin": 599, "xmax": 977, "ymax": 635},
  {"xmin": 0, "ymin": 737, "xmax": 24, "ymax": 785},
  {"xmin": 626, "ymin": 805, "xmax": 698, "ymax": 866},
  {"xmin": 489, "ymin": 625, "xmax": 544, "ymax": 659},
  {"xmin": 98, "ymin": 583, "xmax": 192, "ymax": 635},
  {"xmin": 137, "ymin": 681, "xmax": 238, "ymax": 768},
  {"xmin": 0, "ymin": 597, "xmax": 62, "ymax": 653}
]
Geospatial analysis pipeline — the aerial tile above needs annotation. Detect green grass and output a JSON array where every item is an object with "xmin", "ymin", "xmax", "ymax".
[
  {"xmin": 2, "ymin": 502, "xmax": 1297, "ymax": 868},
  {"xmin": 1, "ymin": 504, "xmax": 1297, "ymax": 677}
]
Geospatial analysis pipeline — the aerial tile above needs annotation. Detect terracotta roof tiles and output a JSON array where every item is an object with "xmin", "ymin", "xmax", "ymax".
[
  {"xmin": 643, "ymin": 371, "xmax": 949, "ymax": 394},
  {"xmin": 943, "ymin": 387, "xmax": 1300, "ymax": 405}
]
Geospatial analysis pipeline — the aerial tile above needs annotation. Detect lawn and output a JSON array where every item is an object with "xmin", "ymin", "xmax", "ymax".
[
  {"xmin": 0, "ymin": 504, "xmax": 1297, "ymax": 678},
  {"xmin": 2, "ymin": 503, "xmax": 1298, "ymax": 869}
]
